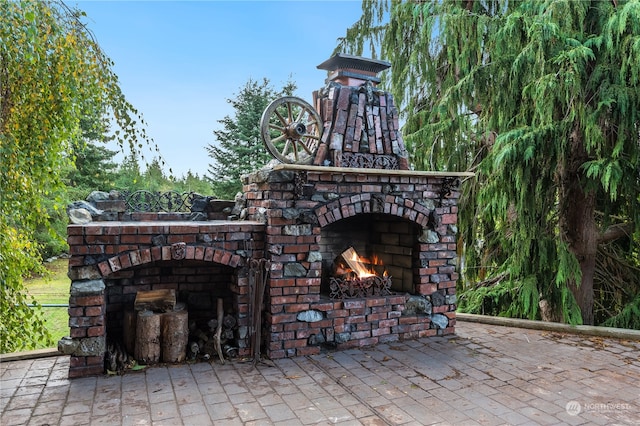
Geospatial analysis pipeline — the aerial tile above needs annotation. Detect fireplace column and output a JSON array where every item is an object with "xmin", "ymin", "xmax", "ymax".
[
  {"xmin": 58, "ymin": 278, "xmax": 106, "ymax": 378},
  {"xmin": 243, "ymin": 168, "xmax": 326, "ymax": 358}
]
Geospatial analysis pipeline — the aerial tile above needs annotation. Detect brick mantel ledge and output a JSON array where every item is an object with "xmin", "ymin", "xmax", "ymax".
[{"xmin": 269, "ymin": 163, "xmax": 476, "ymax": 179}]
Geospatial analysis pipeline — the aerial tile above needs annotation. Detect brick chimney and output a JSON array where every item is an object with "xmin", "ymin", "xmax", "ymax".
[{"xmin": 313, "ymin": 54, "xmax": 409, "ymax": 169}]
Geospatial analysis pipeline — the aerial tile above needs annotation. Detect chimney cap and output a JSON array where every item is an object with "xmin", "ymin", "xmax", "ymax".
[{"xmin": 317, "ymin": 53, "xmax": 391, "ymax": 74}]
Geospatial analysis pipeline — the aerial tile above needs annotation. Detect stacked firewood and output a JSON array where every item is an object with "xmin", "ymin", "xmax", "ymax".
[
  {"xmin": 313, "ymin": 81, "xmax": 409, "ymax": 170},
  {"xmin": 187, "ymin": 302, "xmax": 239, "ymax": 363},
  {"xmin": 112, "ymin": 290, "xmax": 238, "ymax": 373},
  {"xmin": 124, "ymin": 289, "xmax": 189, "ymax": 366}
]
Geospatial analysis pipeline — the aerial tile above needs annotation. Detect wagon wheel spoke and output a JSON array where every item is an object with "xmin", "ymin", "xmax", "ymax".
[
  {"xmin": 282, "ymin": 139, "xmax": 292, "ymax": 156},
  {"xmin": 271, "ymin": 134, "xmax": 287, "ymax": 144},
  {"xmin": 298, "ymin": 140, "xmax": 315, "ymax": 155},
  {"xmin": 269, "ymin": 123, "xmax": 285, "ymax": 132},
  {"xmin": 274, "ymin": 110, "xmax": 288, "ymax": 127}
]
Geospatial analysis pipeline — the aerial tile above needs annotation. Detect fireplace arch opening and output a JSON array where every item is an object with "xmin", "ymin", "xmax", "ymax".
[
  {"xmin": 319, "ymin": 213, "xmax": 421, "ymax": 296},
  {"xmin": 104, "ymin": 259, "xmax": 237, "ymax": 340},
  {"xmin": 98, "ymin": 257, "xmax": 250, "ymax": 372}
]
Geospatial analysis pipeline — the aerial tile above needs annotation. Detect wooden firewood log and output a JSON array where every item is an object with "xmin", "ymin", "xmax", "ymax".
[
  {"xmin": 122, "ymin": 309, "xmax": 137, "ymax": 355},
  {"xmin": 134, "ymin": 310, "xmax": 161, "ymax": 364},
  {"xmin": 161, "ymin": 303, "xmax": 188, "ymax": 363}
]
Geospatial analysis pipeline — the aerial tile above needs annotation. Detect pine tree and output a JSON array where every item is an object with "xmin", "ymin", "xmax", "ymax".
[
  {"xmin": 66, "ymin": 141, "xmax": 118, "ymax": 190},
  {"xmin": 175, "ymin": 170, "xmax": 213, "ymax": 195},
  {"xmin": 206, "ymin": 78, "xmax": 295, "ymax": 199},
  {"xmin": 114, "ymin": 152, "xmax": 144, "ymax": 191},
  {"xmin": 142, "ymin": 157, "xmax": 169, "ymax": 192},
  {"xmin": 339, "ymin": 0, "xmax": 640, "ymax": 325}
]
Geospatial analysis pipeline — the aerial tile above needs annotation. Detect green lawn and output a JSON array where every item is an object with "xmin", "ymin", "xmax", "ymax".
[{"xmin": 24, "ymin": 258, "xmax": 71, "ymax": 349}]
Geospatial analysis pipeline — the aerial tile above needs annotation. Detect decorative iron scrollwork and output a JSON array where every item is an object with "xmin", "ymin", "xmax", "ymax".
[
  {"xmin": 438, "ymin": 178, "xmax": 460, "ymax": 206},
  {"xmin": 122, "ymin": 190, "xmax": 196, "ymax": 213},
  {"xmin": 329, "ymin": 275, "xmax": 393, "ymax": 300},
  {"xmin": 340, "ymin": 152, "xmax": 399, "ymax": 170}
]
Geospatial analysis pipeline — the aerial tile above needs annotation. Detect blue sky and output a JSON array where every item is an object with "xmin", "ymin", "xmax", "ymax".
[{"xmin": 75, "ymin": 0, "xmax": 364, "ymax": 178}]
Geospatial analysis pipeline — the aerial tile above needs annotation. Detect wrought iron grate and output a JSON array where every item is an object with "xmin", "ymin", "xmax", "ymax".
[{"xmin": 329, "ymin": 275, "xmax": 393, "ymax": 300}]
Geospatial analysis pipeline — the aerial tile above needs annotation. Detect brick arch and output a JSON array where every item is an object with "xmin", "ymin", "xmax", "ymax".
[
  {"xmin": 95, "ymin": 245, "xmax": 243, "ymax": 278},
  {"xmin": 314, "ymin": 194, "xmax": 431, "ymax": 228}
]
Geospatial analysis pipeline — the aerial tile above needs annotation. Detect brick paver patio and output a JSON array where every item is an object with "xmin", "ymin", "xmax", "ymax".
[{"xmin": 1, "ymin": 321, "xmax": 639, "ymax": 425}]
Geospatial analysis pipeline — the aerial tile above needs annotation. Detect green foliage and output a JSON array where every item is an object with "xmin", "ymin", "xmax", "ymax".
[
  {"xmin": 206, "ymin": 78, "xmax": 296, "ymax": 199},
  {"xmin": 111, "ymin": 153, "xmax": 212, "ymax": 195},
  {"xmin": 66, "ymin": 141, "xmax": 118, "ymax": 191},
  {"xmin": 23, "ymin": 258, "xmax": 70, "ymax": 349},
  {"xmin": 114, "ymin": 152, "xmax": 144, "ymax": 191},
  {"xmin": 340, "ymin": 0, "xmax": 640, "ymax": 325},
  {"xmin": 603, "ymin": 293, "xmax": 640, "ymax": 330},
  {"xmin": 173, "ymin": 170, "xmax": 214, "ymax": 195},
  {"xmin": 40, "ymin": 119, "xmax": 119, "ymax": 261},
  {"xmin": 141, "ymin": 157, "xmax": 169, "ymax": 192},
  {"xmin": 34, "ymin": 193, "xmax": 69, "ymax": 260},
  {"xmin": 458, "ymin": 275, "xmax": 540, "ymax": 320},
  {"xmin": 594, "ymin": 242, "xmax": 640, "ymax": 325},
  {"xmin": 0, "ymin": 227, "xmax": 51, "ymax": 352},
  {"xmin": 0, "ymin": 1, "xmax": 154, "ymax": 352},
  {"xmin": 457, "ymin": 282, "xmax": 515, "ymax": 317}
]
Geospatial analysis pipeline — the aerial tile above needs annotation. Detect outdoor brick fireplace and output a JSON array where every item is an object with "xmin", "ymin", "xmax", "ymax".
[
  {"xmin": 242, "ymin": 164, "xmax": 466, "ymax": 359},
  {"xmin": 61, "ymin": 54, "xmax": 472, "ymax": 378}
]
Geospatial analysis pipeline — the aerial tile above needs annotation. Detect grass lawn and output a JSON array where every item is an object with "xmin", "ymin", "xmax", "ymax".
[{"xmin": 23, "ymin": 257, "xmax": 71, "ymax": 349}]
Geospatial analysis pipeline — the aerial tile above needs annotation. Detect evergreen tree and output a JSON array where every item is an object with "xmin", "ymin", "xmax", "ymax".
[
  {"xmin": 66, "ymin": 141, "xmax": 118, "ymax": 191},
  {"xmin": 340, "ymin": 0, "xmax": 640, "ymax": 325},
  {"xmin": 175, "ymin": 170, "xmax": 213, "ymax": 195},
  {"xmin": 206, "ymin": 78, "xmax": 296, "ymax": 199},
  {"xmin": 142, "ymin": 157, "xmax": 168, "ymax": 192},
  {"xmin": 66, "ymin": 102, "xmax": 118, "ymax": 193},
  {"xmin": 42, "ymin": 102, "xmax": 117, "ymax": 259},
  {"xmin": 114, "ymin": 152, "xmax": 144, "ymax": 191}
]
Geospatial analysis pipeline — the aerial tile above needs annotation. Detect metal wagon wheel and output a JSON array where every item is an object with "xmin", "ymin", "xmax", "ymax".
[{"xmin": 260, "ymin": 96, "xmax": 322, "ymax": 164}]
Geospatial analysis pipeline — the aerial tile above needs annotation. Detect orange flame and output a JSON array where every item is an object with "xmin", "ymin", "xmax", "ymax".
[{"xmin": 340, "ymin": 247, "xmax": 386, "ymax": 279}]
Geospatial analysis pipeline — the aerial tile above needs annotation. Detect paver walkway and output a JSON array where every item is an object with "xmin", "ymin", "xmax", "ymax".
[{"xmin": 1, "ymin": 321, "xmax": 639, "ymax": 425}]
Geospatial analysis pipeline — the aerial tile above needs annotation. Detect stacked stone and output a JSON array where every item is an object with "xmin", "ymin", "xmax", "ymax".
[
  {"xmin": 312, "ymin": 82, "xmax": 409, "ymax": 170},
  {"xmin": 67, "ymin": 190, "xmax": 236, "ymax": 224},
  {"xmin": 58, "ymin": 279, "xmax": 106, "ymax": 378}
]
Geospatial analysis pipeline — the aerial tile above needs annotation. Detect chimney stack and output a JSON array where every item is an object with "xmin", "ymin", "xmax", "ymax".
[{"xmin": 317, "ymin": 53, "xmax": 391, "ymax": 87}]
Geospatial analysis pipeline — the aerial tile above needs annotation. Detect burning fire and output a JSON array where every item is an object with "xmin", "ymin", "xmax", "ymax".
[{"xmin": 337, "ymin": 247, "xmax": 387, "ymax": 279}]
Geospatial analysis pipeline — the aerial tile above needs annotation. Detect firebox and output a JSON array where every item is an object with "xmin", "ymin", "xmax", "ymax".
[
  {"xmin": 61, "ymin": 54, "xmax": 473, "ymax": 378},
  {"xmin": 319, "ymin": 213, "xmax": 420, "ymax": 295}
]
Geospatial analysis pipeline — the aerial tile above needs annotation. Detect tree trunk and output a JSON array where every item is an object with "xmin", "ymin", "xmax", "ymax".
[
  {"xmin": 565, "ymin": 188, "xmax": 597, "ymax": 325},
  {"xmin": 134, "ymin": 289, "xmax": 176, "ymax": 312},
  {"xmin": 559, "ymin": 129, "xmax": 598, "ymax": 325}
]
